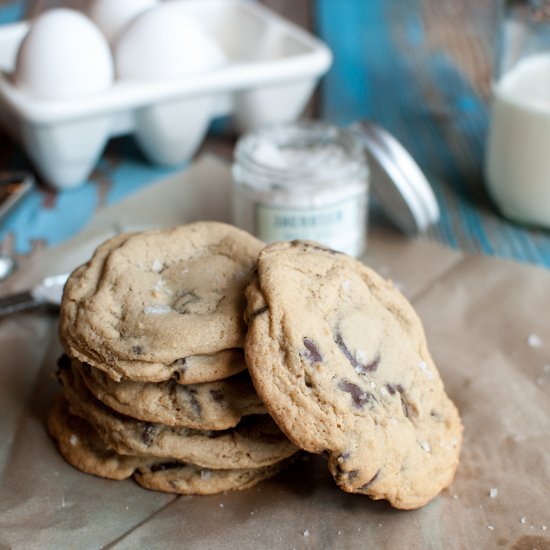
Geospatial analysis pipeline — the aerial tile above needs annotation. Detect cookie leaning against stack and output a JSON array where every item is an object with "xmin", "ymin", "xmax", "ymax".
[
  {"xmin": 244, "ymin": 240, "xmax": 463, "ymax": 510},
  {"xmin": 49, "ymin": 222, "xmax": 299, "ymax": 494}
]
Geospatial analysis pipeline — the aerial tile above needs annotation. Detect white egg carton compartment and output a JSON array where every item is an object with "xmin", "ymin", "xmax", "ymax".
[{"xmin": 0, "ymin": 0, "xmax": 332, "ymax": 189}]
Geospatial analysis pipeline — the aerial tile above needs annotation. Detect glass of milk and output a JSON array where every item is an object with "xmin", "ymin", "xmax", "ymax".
[{"xmin": 485, "ymin": 0, "xmax": 550, "ymax": 228}]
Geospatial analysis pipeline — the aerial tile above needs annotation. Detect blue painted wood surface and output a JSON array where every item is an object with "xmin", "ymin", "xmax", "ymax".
[
  {"xmin": 1, "ymin": 0, "xmax": 550, "ymax": 268},
  {"xmin": 316, "ymin": 0, "xmax": 550, "ymax": 267}
]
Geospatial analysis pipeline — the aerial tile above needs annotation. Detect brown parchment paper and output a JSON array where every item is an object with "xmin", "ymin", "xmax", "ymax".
[{"xmin": 0, "ymin": 156, "xmax": 549, "ymax": 550}]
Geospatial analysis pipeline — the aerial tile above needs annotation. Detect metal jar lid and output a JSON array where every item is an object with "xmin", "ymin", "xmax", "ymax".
[{"xmin": 350, "ymin": 121, "xmax": 439, "ymax": 235}]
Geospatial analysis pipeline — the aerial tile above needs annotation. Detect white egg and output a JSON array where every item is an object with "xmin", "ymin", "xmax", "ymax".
[
  {"xmin": 14, "ymin": 8, "xmax": 114, "ymax": 100},
  {"xmin": 87, "ymin": 0, "xmax": 159, "ymax": 45},
  {"xmin": 115, "ymin": 4, "xmax": 225, "ymax": 80}
]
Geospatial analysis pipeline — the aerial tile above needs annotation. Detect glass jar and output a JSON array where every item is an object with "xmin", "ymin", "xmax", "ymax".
[
  {"xmin": 232, "ymin": 121, "xmax": 369, "ymax": 257},
  {"xmin": 485, "ymin": 0, "xmax": 550, "ymax": 228}
]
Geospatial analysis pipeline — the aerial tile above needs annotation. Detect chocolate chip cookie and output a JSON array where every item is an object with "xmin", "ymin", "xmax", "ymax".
[
  {"xmin": 60, "ymin": 222, "xmax": 264, "ymax": 382},
  {"xmin": 58, "ymin": 362, "xmax": 298, "ymax": 470},
  {"xmin": 244, "ymin": 240, "xmax": 463, "ymax": 509},
  {"xmin": 48, "ymin": 396, "xmax": 291, "ymax": 494},
  {"xmin": 75, "ymin": 357, "xmax": 266, "ymax": 430}
]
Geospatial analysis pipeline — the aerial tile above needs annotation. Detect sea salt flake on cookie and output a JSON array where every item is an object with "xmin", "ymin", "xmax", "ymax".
[
  {"xmin": 144, "ymin": 304, "xmax": 172, "ymax": 315},
  {"xmin": 152, "ymin": 259, "xmax": 163, "ymax": 273},
  {"xmin": 418, "ymin": 360, "xmax": 434, "ymax": 379}
]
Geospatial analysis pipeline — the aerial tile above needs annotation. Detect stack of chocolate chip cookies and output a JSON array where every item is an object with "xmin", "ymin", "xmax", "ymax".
[
  {"xmin": 49, "ymin": 223, "xmax": 298, "ymax": 495},
  {"xmin": 49, "ymin": 222, "xmax": 463, "ymax": 508}
]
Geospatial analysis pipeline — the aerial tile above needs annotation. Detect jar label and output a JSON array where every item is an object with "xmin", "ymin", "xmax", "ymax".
[{"xmin": 255, "ymin": 195, "xmax": 366, "ymax": 256}]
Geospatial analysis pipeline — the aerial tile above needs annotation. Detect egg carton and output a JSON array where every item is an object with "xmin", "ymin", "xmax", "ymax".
[{"xmin": 0, "ymin": 0, "xmax": 332, "ymax": 189}]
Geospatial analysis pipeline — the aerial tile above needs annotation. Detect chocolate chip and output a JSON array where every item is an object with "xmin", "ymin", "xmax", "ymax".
[
  {"xmin": 247, "ymin": 305, "xmax": 268, "ymax": 324},
  {"xmin": 386, "ymin": 384, "xmax": 411, "ymax": 419},
  {"xmin": 187, "ymin": 388, "xmax": 202, "ymax": 419},
  {"xmin": 335, "ymin": 333, "xmax": 379, "ymax": 374},
  {"xmin": 209, "ymin": 389, "xmax": 224, "ymax": 403},
  {"xmin": 303, "ymin": 337, "xmax": 323, "ymax": 364},
  {"xmin": 149, "ymin": 461, "xmax": 184, "ymax": 473},
  {"xmin": 56, "ymin": 354, "xmax": 71, "ymax": 372},
  {"xmin": 364, "ymin": 355, "xmax": 380, "ymax": 373},
  {"xmin": 132, "ymin": 345, "xmax": 144, "ymax": 355},
  {"xmin": 171, "ymin": 358, "xmax": 187, "ymax": 381},
  {"xmin": 334, "ymin": 454, "xmax": 357, "ymax": 483},
  {"xmin": 337, "ymin": 380, "xmax": 376, "ymax": 410},
  {"xmin": 174, "ymin": 291, "xmax": 199, "ymax": 314},
  {"xmin": 141, "ymin": 424, "xmax": 156, "ymax": 446},
  {"xmin": 358, "ymin": 469, "xmax": 380, "ymax": 491},
  {"xmin": 291, "ymin": 240, "xmax": 342, "ymax": 255}
]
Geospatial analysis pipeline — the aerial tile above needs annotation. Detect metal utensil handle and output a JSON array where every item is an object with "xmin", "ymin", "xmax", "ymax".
[{"xmin": 0, "ymin": 291, "xmax": 43, "ymax": 316}]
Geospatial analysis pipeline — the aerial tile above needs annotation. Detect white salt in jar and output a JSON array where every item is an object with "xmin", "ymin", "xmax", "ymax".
[{"xmin": 232, "ymin": 121, "xmax": 369, "ymax": 256}]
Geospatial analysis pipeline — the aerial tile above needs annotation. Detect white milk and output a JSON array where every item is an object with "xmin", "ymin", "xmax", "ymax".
[{"xmin": 486, "ymin": 53, "xmax": 550, "ymax": 228}]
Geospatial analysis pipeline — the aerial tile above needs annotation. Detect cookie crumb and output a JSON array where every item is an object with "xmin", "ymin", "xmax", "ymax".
[
  {"xmin": 542, "ymin": 526, "xmax": 547, "ymax": 531},
  {"xmin": 453, "ymin": 494, "xmax": 459, "ymax": 499},
  {"xmin": 521, "ymin": 517, "xmax": 527, "ymax": 524},
  {"xmin": 219, "ymin": 503, "xmax": 224, "ymax": 508},
  {"xmin": 487, "ymin": 525, "xmax": 494, "ymax": 531},
  {"xmin": 338, "ymin": 531, "xmax": 342, "ymax": 535},
  {"xmin": 528, "ymin": 334, "xmax": 542, "ymax": 347},
  {"xmin": 69, "ymin": 434, "xmax": 78, "ymax": 446},
  {"xmin": 303, "ymin": 529, "xmax": 309, "ymax": 537},
  {"xmin": 489, "ymin": 488, "xmax": 498, "ymax": 498},
  {"xmin": 378, "ymin": 523, "xmax": 383, "ymax": 528}
]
